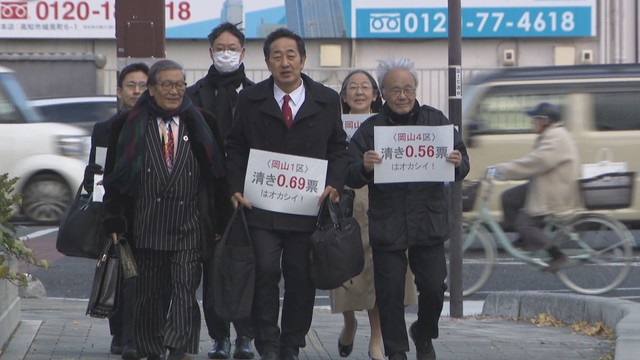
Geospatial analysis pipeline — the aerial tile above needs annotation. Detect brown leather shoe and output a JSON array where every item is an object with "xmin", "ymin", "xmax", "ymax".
[{"xmin": 543, "ymin": 255, "xmax": 570, "ymax": 272}]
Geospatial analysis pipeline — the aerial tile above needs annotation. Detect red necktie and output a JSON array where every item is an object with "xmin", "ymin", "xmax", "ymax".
[
  {"xmin": 164, "ymin": 118, "xmax": 174, "ymax": 172},
  {"xmin": 282, "ymin": 94, "xmax": 293, "ymax": 128}
]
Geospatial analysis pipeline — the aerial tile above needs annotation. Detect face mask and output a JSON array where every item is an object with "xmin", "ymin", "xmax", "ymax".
[{"xmin": 213, "ymin": 50, "xmax": 242, "ymax": 73}]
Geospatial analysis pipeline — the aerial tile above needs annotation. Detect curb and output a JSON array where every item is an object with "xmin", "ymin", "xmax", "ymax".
[{"xmin": 482, "ymin": 291, "xmax": 640, "ymax": 360}]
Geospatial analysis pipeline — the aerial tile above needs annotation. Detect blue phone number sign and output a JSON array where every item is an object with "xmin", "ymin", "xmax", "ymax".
[{"xmin": 355, "ymin": 7, "xmax": 594, "ymax": 38}]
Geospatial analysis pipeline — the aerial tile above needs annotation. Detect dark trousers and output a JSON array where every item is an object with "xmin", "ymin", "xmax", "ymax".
[
  {"xmin": 134, "ymin": 249, "xmax": 202, "ymax": 357},
  {"xmin": 501, "ymin": 184, "xmax": 551, "ymax": 249},
  {"xmin": 249, "ymin": 228, "xmax": 316, "ymax": 357},
  {"xmin": 202, "ymin": 258, "xmax": 254, "ymax": 340},
  {"xmin": 372, "ymin": 244, "xmax": 447, "ymax": 356},
  {"xmin": 108, "ymin": 275, "xmax": 137, "ymax": 347}
]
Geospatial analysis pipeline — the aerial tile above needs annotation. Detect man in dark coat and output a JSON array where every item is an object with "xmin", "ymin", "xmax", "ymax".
[
  {"xmin": 83, "ymin": 62, "xmax": 148, "ymax": 360},
  {"xmin": 225, "ymin": 28, "xmax": 349, "ymax": 360},
  {"xmin": 102, "ymin": 59, "xmax": 229, "ymax": 360},
  {"xmin": 346, "ymin": 58, "xmax": 470, "ymax": 360},
  {"xmin": 186, "ymin": 22, "xmax": 255, "ymax": 360}
]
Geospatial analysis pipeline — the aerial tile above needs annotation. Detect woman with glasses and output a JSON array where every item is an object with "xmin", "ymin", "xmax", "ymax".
[{"xmin": 332, "ymin": 70, "xmax": 417, "ymax": 360}]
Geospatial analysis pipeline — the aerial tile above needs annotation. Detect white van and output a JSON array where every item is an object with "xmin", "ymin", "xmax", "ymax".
[
  {"xmin": 462, "ymin": 64, "xmax": 639, "ymax": 226},
  {"xmin": 0, "ymin": 66, "xmax": 89, "ymax": 224}
]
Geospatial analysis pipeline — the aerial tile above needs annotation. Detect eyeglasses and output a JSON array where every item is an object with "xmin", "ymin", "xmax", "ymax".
[
  {"xmin": 124, "ymin": 81, "xmax": 147, "ymax": 90},
  {"xmin": 385, "ymin": 86, "xmax": 416, "ymax": 97},
  {"xmin": 532, "ymin": 115, "xmax": 549, "ymax": 120},
  {"xmin": 347, "ymin": 83, "xmax": 373, "ymax": 92},
  {"xmin": 156, "ymin": 81, "xmax": 187, "ymax": 91},
  {"xmin": 213, "ymin": 49, "xmax": 242, "ymax": 57}
]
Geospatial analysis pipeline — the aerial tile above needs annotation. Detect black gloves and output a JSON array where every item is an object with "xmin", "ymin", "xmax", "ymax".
[{"xmin": 83, "ymin": 163, "xmax": 103, "ymax": 193}]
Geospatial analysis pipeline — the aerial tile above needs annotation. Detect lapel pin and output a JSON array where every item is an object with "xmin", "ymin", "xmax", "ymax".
[{"xmin": 183, "ymin": 135, "xmax": 189, "ymax": 141}]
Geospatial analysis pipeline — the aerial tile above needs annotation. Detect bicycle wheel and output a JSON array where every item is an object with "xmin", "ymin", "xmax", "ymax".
[
  {"xmin": 554, "ymin": 214, "xmax": 634, "ymax": 295},
  {"xmin": 445, "ymin": 220, "xmax": 496, "ymax": 297}
]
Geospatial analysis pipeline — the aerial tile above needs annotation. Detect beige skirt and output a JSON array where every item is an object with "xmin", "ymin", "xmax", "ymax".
[{"xmin": 330, "ymin": 187, "xmax": 418, "ymax": 314}]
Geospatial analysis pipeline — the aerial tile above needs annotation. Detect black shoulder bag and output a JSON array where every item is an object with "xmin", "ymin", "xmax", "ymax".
[
  {"xmin": 211, "ymin": 206, "xmax": 255, "ymax": 321},
  {"xmin": 310, "ymin": 197, "xmax": 364, "ymax": 290},
  {"xmin": 56, "ymin": 184, "xmax": 106, "ymax": 259}
]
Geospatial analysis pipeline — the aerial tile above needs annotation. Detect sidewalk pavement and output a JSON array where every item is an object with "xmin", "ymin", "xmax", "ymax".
[{"xmin": 3, "ymin": 291, "xmax": 639, "ymax": 360}]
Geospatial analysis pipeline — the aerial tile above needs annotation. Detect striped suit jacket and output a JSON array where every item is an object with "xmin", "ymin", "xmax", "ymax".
[
  {"xmin": 102, "ymin": 108, "xmax": 231, "ymax": 258},
  {"xmin": 133, "ymin": 119, "xmax": 201, "ymax": 250}
]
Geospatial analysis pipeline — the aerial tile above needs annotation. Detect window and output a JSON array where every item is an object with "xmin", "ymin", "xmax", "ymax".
[
  {"xmin": 472, "ymin": 90, "xmax": 566, "ymax": 134},
  {"xmin": 38, "ymin": 101, "xmax": 116, "ymax": 124},
  {"xmin": 593, "ymin": 91, "xmax": 640, "ymax": 131}
]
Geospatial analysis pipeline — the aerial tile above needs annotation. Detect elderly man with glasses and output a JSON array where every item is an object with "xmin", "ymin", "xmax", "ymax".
[
  {"xmin": 102, "ymin": 59, "xmax": 230, "ymax": 360},
  {"xmin": 345, "ymin": 57, "xmax": 470, "ymax": 360}
]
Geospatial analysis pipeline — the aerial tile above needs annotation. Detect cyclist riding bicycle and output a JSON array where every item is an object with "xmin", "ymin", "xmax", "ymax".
[{"xmin": 489, "ymin": 102, "xmax": 581, "ymax": 272}]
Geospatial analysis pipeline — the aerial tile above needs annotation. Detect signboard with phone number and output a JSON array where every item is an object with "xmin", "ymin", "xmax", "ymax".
[
  {"xmin": 0, "ymin": 0, "xmax": 595, "ymax": 39},
  {"xmin": 356, "ymin": 7, "xmax": 594, "ymax": 38}
]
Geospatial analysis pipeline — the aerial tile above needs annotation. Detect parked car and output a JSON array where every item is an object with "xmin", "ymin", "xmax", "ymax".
[
  {"xmin": 462, "ymin": 64, "xmax": 640, "ymax": 226},
  {"xmin": 0, "ymin": 66, "xmax": 89, "ymax": 224},
  {"xmin": 30, "ymin": 95, "xmax": 118, "ymax": 132}
]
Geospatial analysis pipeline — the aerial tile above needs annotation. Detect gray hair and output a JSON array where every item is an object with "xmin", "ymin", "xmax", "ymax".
[
  {"xmin": 376, "ymin": 57, "xmax": 419, "ymax": 90},
  {"xmin": 148, "ymin": 59, "xmax": 185, "ymax": 85}
]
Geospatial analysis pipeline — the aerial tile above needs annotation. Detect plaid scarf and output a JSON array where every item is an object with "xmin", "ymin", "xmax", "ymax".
[{"xmin": 104, "ymin": 91, "xmax": 224, "ymax": 194}]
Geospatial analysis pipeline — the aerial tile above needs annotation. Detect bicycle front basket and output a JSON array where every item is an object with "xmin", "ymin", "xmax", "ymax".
[
  {"xmin": 579, "ymin": 172, "xmax": 636, "ymax": 210},
  {"xmin": 462, "ymin": 180, "xmax": 481, "ymax": 212}
]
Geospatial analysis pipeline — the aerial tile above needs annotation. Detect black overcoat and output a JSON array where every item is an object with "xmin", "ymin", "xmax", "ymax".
[{"xmin": 225, "ymin": 74, "xmax": 349, "ymax": 232}]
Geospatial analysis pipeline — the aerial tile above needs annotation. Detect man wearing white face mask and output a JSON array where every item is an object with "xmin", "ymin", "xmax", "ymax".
[
  {"xmin": 188, "ymin": 22, "xmax": 255, "ymax": 137},
  {"xmin": 187, "ymin": 22, "xmax": 255, "ymax": 360}
]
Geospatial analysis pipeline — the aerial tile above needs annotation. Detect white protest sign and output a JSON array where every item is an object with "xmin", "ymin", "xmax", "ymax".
[
  {"xmin": 95, "ymin": 147, "xmax": 107, "ymax": 167},
  {"xmin": 244, "ymin": 149, "xmax": 328, "ymax": 216},
  {"xmin": 93, "ymin": 174, "xmax": 105, "ymax": 202},
  {"xmin": 342, "ymin": 114, "xmax": 371, "ymax": 142},
  {"xmin": 374, "ymin": 125, "xmax": 454, "ymax": 183}
]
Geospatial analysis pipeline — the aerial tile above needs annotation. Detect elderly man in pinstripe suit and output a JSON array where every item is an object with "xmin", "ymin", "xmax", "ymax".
[{"xmin": 102, "ymin": 59, "xmax": 230, "ymax": 360}]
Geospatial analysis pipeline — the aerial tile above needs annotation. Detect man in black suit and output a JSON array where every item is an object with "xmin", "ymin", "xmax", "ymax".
[
  {"xmin": 102, "ymin": 59, "xmax": 229, "ymax": 360},
  {"xmin": 186, "ymin": 22, "xmax": 255, "ymax": 360},
  {"xmin": 83, "ymin": 62, "xmax": 148, "ymax": 360},
  {"xmin": 225, "ymin": 28, "xmax": 349, "ymax": 360}
]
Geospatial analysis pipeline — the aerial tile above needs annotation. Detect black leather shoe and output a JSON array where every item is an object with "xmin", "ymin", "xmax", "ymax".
[
  {"xmin": 409, "ymin": 322, "xmax": 435, "ymax": 360},
  {"xmin": 110, "ymin": 336, "xmax": 124, "ymax": 355},
  {"xmin": 259, "ymin": 351, "xmax": 279, "ymax": 360},
  {"xmin": 233, "ymin": 336, "xmax": 254, "ymax": 359},
  {"xmin": 338, "ymin": 340, "xmax": 353, "ymax": 358},
  {"xmin": 167, "ymin": 347, "xmax": 191, "ymax": 360},
  {"xmin": 388, "ymin": 352, "xmax": 407, "ymax": 360},
  {"xmin": 338, "ymin": 319, "xmax": 357, "ymax": 358},
  {"xmin": 121, "ymin": 344, "xmax": 139, "ymax": 359},
  {"xmin": 146, "ymin": 355, "xmax": 166, "ymax": 360},
  {"xmin": 209, "ymin": 338, "xmax": 231, "ymax": 359}
]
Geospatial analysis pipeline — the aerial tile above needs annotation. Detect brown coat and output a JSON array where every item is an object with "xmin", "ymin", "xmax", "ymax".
[{"xmin": 330, "ymin": 186, "xmax": 417, "ymax": 313}]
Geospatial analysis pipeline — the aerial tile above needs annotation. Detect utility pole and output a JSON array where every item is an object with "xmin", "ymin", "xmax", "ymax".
[
  {"xmin": 115, "ymin": 0, "xmax": 165, "ymax": 74},
  {"xmin": 448, "ymin": 0, "xmax": 463, "ymax": 318}
]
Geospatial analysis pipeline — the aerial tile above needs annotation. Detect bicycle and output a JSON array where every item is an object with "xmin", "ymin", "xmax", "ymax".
[{"xmin": 446, "ymin": 169, "xmax": 635, "ymax": 296}]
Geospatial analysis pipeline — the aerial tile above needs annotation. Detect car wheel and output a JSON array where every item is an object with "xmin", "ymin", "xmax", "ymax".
[{"xmin": 21, "ymin": 173, "xmax": 72, "ymax": 224}]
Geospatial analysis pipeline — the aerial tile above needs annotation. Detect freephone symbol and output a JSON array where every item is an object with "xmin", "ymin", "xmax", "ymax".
[
  {"xmin": 0, "ymin": 1, "xmax": 28, "ymax": 19},
  {"xmin": 369, "ymin": 13, "xmax": 401, "ymax": 33}
]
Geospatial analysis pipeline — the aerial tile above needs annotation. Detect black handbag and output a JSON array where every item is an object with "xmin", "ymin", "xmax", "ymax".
[
  {"xmin": 56, "ymin": 184, "xmax": 105, "ymax": 259},
  {"xmin": 210, "ymin": 206, "xmax": 255, "ymax": 321},
  {"xmin": 339, "ymin": 188, "xmax": 356, "ymax": 218},
  {"xmin": 310, "ymin": 197, "xmax": 364, "ymax": 290},
  {"xmin": 86, "ymin": 240, "xmax": 120, "ymax": 318}
]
